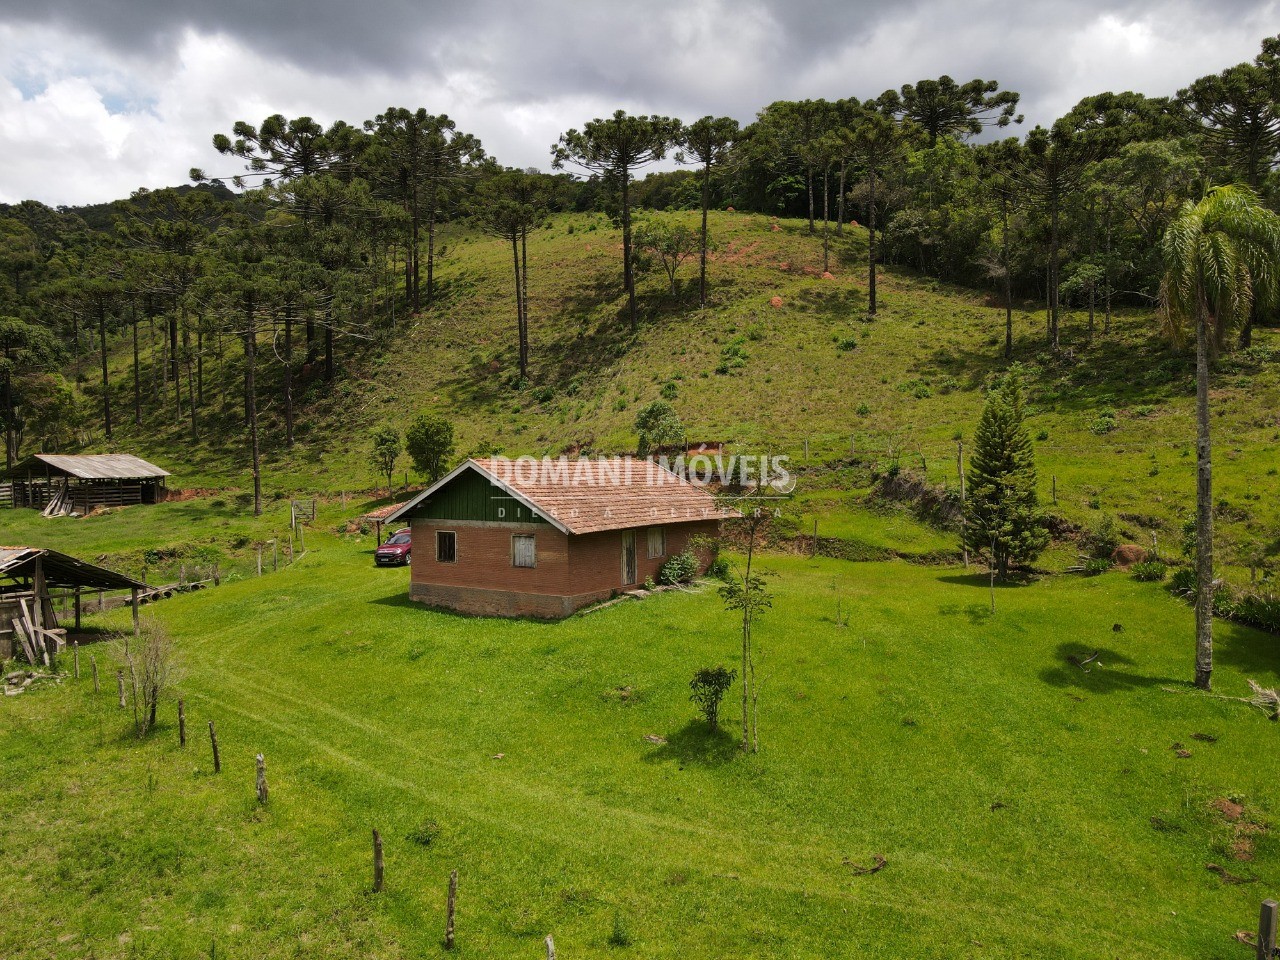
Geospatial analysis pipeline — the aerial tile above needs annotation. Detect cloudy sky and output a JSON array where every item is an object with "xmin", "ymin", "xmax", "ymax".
[{"xmin": 0, "ymin": 0, "xmax": 1275, "ymax": 206}]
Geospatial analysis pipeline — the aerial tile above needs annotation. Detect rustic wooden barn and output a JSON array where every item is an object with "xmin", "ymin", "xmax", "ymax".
[
  {"xmin": 0, "ymin": 547, "xmax": 144, "ymax": 662},
  {"xmin": 385, "ymin": 457, "xmax": 734, "ymax": 618},
  {"xmin": 1, "ymin": 454, "xmax": 170, "ymax": 515}
]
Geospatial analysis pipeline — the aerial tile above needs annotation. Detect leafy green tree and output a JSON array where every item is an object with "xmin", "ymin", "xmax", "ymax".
[
  {"xmin": 837, "ymin": 102, "xmax": 909, "ymax": 315},
  {"xmin": 633, "ymin": 217, "xmax": 702, "ymax": 297},
  {"xmin": 634, "ymin": 399, "xmax": 684, "ymax": 455},
  {"xmin": 370, "ymin": 425, "xmax": 402, "ymax": 495},
  {"xmin": 880, "ymin": 75, "xmax": 1022, "ymax": 146},
  {"xmin": 0, "ymin": 219, "xmax": 40, "ymax": 303},
  {"xmin": 1179, "ymin": 38, "xmax": 1280, "ymax": 190},
  {"xmin": 205, "ymin": 114, "xmax": 364, "ymax": 187},
  {"xmin": 553, "ymin": 111, "xmax": 683, "ymax": 331},
  {"xmin": 718, "ymin": 493, "xmax": 773, "ymax": 753},
  {"xmin": 1158, "ymin": 185, "xmax": 1280, "ymax": 690},
  {"xmin": 471, "ymin": 171, "xmax": 550, "ymax": 379},
  {"xmin": 0, "ymin": 317, "xmax": 59, "ymax": 467},
  {"xmin": 976, "ymin": 139, "xmax": 1024, "ymax": 359},
  {"xmin": 677, "ymin": 116, "xmax": 739, "ymax": 306},
  {"xmin": 1017, "ymin": 124, "xmax": 1090, "ymax": 352},
  {"xmin": 962, "ymin": 371, "xmax": 1049, "ymax": 580},
  {"xmin": 749, "ymin": 99, "xmax": 836, "ymax": 233},
  {"xmin": 115, "ymin": 187, "xmax": 224, "ymax": 436},
  {"xmin": 405, "ymin": 412, "xmax": 455, "ymax": 482}
]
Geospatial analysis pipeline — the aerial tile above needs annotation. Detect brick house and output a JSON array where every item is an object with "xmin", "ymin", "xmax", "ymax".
[{"xmin": 384, "ymin": 457, "xmax": 733, "ymax": 618}]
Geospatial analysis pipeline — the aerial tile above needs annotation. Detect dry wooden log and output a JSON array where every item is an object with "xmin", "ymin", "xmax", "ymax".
[
  {"xmin": 445, "ymin": 869, "xmax": 458, "ymax": 949},
  {"xmin": 255, "ymin": 754, "xmax": 268, "ymax": 804},
  {"xmin": 209, "ymin": 720, "xmax": 221, "ymax": 773}
]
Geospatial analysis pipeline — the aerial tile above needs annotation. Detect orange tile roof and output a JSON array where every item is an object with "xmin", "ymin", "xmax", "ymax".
[
  {"xmin": 474, "ymin": 458, "xmax": 736, "ymax": 534},
  {"xmin": 390, "ymin": 457, "xmax": 736, "ymax": 535}
]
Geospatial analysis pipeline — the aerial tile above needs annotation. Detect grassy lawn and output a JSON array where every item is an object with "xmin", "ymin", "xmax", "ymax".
[
  {"xmin": 2, "ymin": 520, "xmax": 1277, "ymax": 958},
  {"xmin": 73, "ymin": 210, "xmax": 1280, "ymax": 569},
  {"xmin": 782, "ymin": 489, "xmax": 958, "ymax": 559}
]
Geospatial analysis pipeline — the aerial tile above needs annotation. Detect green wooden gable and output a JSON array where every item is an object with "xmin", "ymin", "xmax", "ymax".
[{"xmin": 403, "ymin": 467, "xmax": 551, "ymax": 524}]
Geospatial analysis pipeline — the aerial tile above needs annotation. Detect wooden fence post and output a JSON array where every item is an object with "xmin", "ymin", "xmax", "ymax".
[
  {"xmin": 91, "ymin": 655, "xmax": 99, "ymax": 693},
  {"xmin": 128, "ymin": 661, "xmax": 140, "ymax": 734},
  {"xmin": 178, "ymin": 699, "xmax": 187, "ymax": 747},
  {"xmin": 1052, "ymin": 474, "xmax": 1057, "ymax": 504},
  {"xmin": 811, "ymin": 518, "xmax": 818, "ymax": 558},
  {"xmin": 255, "ymin": 754, "xmax": 268, "ymax": 803},
  {"xmin": 209, "ymin": 720, "xmax": 221, "ymax": 773},
  {"xmin": 116, "ymin": 669, "xmax": 126, "ymax": 708},
  {"xmin": 958, "ymin": 439, "xmax": 969, "ymax": 569},
  {"xmin": 545, "ymin": 934, "xmax": 556, "ymax": 960},
  {"xmin": 72, "ymin": 641, "xmax": 79, "ymax": 679},
  {"xmin": 1259, "ymin": 899, "xmax": 1278, "ymax": 960},
  {"xmin": 257, "ymin": 546, "xmax": 263, "ymax": 577},
  {"xmin": 445, "ymin": 869, "xmax": 458, "ymax": 949},
  {"xmin": 372, "ymin": 828, "xmax": 384, "ymax": 892}
]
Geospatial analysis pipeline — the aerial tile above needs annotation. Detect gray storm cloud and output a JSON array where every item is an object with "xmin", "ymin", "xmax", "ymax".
[{"xmin": 0, "ymin": 0, "xmax": 1275, "ymax": 204}]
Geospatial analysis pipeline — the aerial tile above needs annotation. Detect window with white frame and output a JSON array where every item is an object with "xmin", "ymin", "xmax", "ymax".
[
  {"xmin": 647, "ymin": 526, "xmax": 666, "ymax": 559},
  {"xmin": 512, "ymin": 534, "xmax": 536, "ymax": 568}
]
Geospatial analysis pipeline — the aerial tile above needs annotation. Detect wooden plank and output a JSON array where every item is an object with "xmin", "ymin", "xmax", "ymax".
[
  {"xmin": 11, "ymin": 618, "xmax": 36, "ymax": 665},
  {"xmin": 1260, "ymin": 899, "xmax": 1278, "ymax": 960}
]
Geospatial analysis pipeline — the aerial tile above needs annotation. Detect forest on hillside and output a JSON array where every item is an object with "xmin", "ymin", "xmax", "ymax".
[{"xmin": 0, "ymin": 33, "xmax": 1277, "ymax": 504}]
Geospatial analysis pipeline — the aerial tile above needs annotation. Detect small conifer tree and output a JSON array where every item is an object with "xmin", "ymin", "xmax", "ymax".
[{"xmin": 962, "ymin": 371, "xmax": 1048, "ymax": 578}]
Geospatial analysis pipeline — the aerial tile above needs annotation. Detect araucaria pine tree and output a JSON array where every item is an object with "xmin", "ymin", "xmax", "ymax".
[{"xmin": 963, "ymin": 372, "xmax": 1048, "ymax": 579}]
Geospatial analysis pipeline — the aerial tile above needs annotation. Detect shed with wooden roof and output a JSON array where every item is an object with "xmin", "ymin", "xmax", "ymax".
[
  {"xmin": 0, "ymin": 546, "xmax": 145, "ymax": 662},
  {"xmin": 1, "ymin": 454, "xmax": 170, "ymax": 514},
  {"xmin": 384, "ymin": 457, "xmax": 733, "ymax": 618}
]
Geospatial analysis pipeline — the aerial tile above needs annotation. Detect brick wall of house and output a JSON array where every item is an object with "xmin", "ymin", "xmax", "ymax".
[{"xmin": 407, "ymin": 518, "xmax": 721, "ymax": 617}]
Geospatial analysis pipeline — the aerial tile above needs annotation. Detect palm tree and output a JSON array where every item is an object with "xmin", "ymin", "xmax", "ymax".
[{"xmin": 1159, "ymin": 185, "xmax": 1280, "ymax": 690}]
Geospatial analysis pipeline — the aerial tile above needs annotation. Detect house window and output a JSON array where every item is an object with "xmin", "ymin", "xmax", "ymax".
[
  {"xmin": 512, "ymin": 534, "xmax": 536, "ymax": 568},
  {"xmin": 647, "ymin": 526, "xmax": 666, "ymax": 559},
  {"xmin": 436, "ymin": 531, "xmax": 457, "ymax": 563}
]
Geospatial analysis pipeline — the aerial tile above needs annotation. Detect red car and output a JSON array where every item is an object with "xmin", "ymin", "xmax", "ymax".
[{"xmin": 374, "ymin": 528, "xmax": 412, "ymax": 566}]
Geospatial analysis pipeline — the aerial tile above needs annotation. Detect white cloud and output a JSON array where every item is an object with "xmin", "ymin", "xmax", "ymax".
[{"xmin": 0, "ymin": 2, "xmax": 1276, "ymax": 206}]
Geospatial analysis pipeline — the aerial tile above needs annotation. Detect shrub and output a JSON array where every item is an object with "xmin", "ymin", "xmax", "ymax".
[
  {"xmin": 836, "ymin": 335, "xmax": 858, "ymax": 352},
  {"xmin": 1083, "ymin": 557, "xmax": 1113, "ymax": 576},
  {"xmin": 1036, "ymin": 429, "xmax": 1049, "ymax": 441},
  {"xmin": 1169, "ymin": 567, "xmax": 1197, "ymax": 597},
  {"xmin": 1131, "ymin": 560, "xmax": 1168, "ymax": 582},
  {"xmin": 707, "ymin": 556, "xmax": 731, "ymax": 580},
  {"xmin": 407, "ymin": 819, "xmax": 440, "ymax": 846},
  {"xmin": 658, "ymin": 550, "xmax": 698, "ymax": 585},
  {"xmin": 1234, "ymin": 591, "xmax": 1280, "ymax": 633},
  {"xmin": 856, "ymin": 403, "xmax": 871, "ymax": 416},
  {"xmin": 689, "ymin": 666, "xmax": 736, "ymax": 731},
  {"xmin": 1081, "ymin": 514, "xmax": 1121, "ymax": 558},
  {"xmin": 608, "ymin": 912, "xmax": 633, "ymax": 948},
  {"xmin": 1088, "ymin": 408, "xmax": 1118, "ymax": 435}
]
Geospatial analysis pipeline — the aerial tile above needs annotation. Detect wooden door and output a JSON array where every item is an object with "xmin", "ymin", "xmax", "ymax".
[{"xmin": 621, "ymin": 531, "xmax": 637, "ymax": 586}]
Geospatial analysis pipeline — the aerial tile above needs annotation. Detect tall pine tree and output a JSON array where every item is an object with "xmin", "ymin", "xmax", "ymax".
[{"xmin": 962, "ymin": 371, "xmax": 1048, "ymax": 579}]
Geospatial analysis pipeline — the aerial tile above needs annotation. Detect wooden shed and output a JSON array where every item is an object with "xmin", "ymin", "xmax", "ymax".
[
  {"xmin": 385, "ymin": 457, "xmax": 734, "ymax": 618},
  {"xmin": 0, "ymin": 546, "xmax": 144, "ymax": 663},
  {"xmin": 1, "ymin": 454, "xmax": 170, "ymax": 514}
]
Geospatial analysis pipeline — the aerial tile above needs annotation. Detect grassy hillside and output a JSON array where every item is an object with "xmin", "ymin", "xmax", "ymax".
[
  {"xmin": 2, "ymin": 519, "xmax": 1278, "ymax": 959},
  {"xmin": 66, "ymin": 210, "xmax": 1280, "ymax": 569}
]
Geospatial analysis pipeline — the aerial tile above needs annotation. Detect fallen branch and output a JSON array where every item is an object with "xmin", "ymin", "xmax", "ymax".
[
  {"xmin": 1067, "ymin": 651, "xmax": 1101, "ymax": 673},
  {"xmin": 1206, "ymin": 862, "xmax": 1256, "ymax": 885},
  {"xmin": 843, "ymin": 855, "xmax": 887, "ymax": 876},
  {"xmin": 1161, "ymin": 682, "xmax": 1280, "ymax": 721}
]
